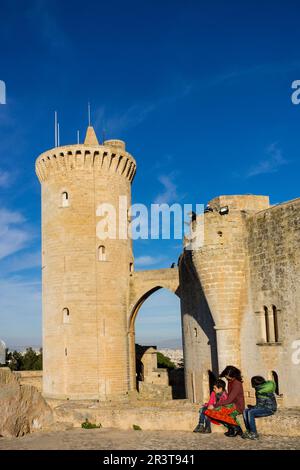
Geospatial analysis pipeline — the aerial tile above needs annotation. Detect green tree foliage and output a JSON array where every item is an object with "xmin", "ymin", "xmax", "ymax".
[
  {"xmin": 6, "ymin": 348, "xmax": 43, "ymax": 371},
  {"xmin": 6, "ymin": 350, "xmax": 23, "ymax": 371},
  {"xmin": 157, "ymin": 352, "xmax": 175, "ymax": 370}
]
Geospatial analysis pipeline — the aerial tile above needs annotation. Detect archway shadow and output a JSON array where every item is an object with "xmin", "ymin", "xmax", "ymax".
[{"xmin": 179, "ymin": 250, "xmax": 219, "ymax": 379}]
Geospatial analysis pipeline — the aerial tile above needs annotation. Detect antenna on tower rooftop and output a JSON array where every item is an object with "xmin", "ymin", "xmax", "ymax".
[
  {"xmin": 54, "ymin": 111, "xmax": 58, "ymax": 147},
  {"xmin": 57, "ymin": 122, "xmax": 60, "ymax": 147},
  {"xmin": 88, "ymin": 102, "xmax": 91, "ymax": 126},
  {"xmin": 77, "ymin": 130, "xmax": 80, "ymax": 144}
]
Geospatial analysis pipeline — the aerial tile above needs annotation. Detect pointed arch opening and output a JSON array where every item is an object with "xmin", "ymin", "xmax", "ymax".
[
  {"xmin": 271, "ymin": 370, "xmax": 280, "ymax": 396},
  {"xmin": 129, "ymin": 286, "xmax": 184, "ymax": 399}
]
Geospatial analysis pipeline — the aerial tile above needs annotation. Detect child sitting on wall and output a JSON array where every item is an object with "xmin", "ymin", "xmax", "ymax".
[
  {"xmin": 242, "ymin": 376, "xmax": 277, "ymax": 440},
  {"xmin": 193, "ymin": 379, "xmax": 228, "ymax": 433}
]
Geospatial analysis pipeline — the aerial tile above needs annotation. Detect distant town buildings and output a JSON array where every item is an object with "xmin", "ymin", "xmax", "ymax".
[{"xmin": 159, "ymin": 349, "xmax": 183, "ymax": 368}]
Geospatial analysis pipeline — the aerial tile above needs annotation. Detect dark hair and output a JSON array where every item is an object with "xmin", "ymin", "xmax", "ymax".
[
  {"xmin": 251, "ymin": 376, "xmax": 266, "ymax": 388},
  {"xmin": 215, "ymin": 379, "xmax": 226, "ymax": 391},
  {"xmin": 220, "ymin": 365, "xmax": 243, "ymax": 383}
]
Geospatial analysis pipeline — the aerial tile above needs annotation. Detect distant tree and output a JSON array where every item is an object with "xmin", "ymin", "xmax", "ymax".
[
  {"xmin": 157, "ymin": 352, "xmax": 175, "ymax": 370},
  {"xmin": 33, "ymin": 349, "xmax": 43, "ymax": 370},
  {"xmin": 6, "ymin": 350, "xmax": 24, "ymax": 371},
  {"xmin": 6, "ymin": 348, "xmax": 43, "ymax": 371},
  {"xmin": 22, "ymin": 348, "xmax": 42, "ymax": 370}
]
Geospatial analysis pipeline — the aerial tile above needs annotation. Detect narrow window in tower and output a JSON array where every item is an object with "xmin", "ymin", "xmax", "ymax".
[
  {"xmin": 264, "ymin": 306, "xmax": 270, "ymax": 343},
  {"xmin": 272, "ymin": 305, "xmax": 279, "ymax": 342},
  {"xmin": 98, "ymin": 245, "xmax": 106, "ymax": 261},
  {"xmin": 62, "ymin": 191, "xmax": 69, "ymax": 207},
  {"xmin": 63, "ymin": 308, "xmax": 70, "ymax": 324},
  {"xmin": 130, "ymin": 262, "xmax": 133, "ymax": 272}
]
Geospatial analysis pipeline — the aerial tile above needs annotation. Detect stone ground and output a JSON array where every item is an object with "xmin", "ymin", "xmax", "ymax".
[{"xmin": 0, "ymin": 428, "xmax": 299, "ymax": 450}]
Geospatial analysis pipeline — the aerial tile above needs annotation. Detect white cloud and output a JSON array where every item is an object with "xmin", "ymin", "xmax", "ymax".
[
  {"xmin": 154, "ymin": 174, "xmax": 181, "ymax": 204},
  {"xmin": 94, "ymin": 80, "xmax": 193, "ymax": 137},
  {"xmin": 2, "ymin": 251, "xmax": 40, "ymax": 273},
  {"xmin": 212, "ymin": 61, "xmax": 300, "ymax": 87},
  {"xmin": 0, "ymin": 170, "xmax": 11, "ymax": 187},
  {"xmin": 135, "ymin": 255, "xmax": 166, "ymax": 267},
  {"xmin": 0, "ymin": 208, "xmax": 31, "ymax": 260},
  {"xmin": 246, "ymin": 143, "xmax": 288, "ymax": 178},
  {"xmin": 95, "ymin": 103, "xmax": 156, "ymax": 136}
]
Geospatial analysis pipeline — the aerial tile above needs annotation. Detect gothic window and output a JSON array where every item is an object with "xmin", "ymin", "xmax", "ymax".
[
  {"xmin": 260, "ymin": 305, "xmax": 280, "ymax": 344},
  {"xmin": 272, "ymin": 305, "xmax": 279, "ymax": 343},
  {"xmin": 264, "ymin": 306, "xmax": 270, "ymax": 343}
]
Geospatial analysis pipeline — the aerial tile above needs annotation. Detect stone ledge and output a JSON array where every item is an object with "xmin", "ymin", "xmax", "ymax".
[{"xmin": 51, "ymin": 400, "xmax": 300, "ymax": 437}]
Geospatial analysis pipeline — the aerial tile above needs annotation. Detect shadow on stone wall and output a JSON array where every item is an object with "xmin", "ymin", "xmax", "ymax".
[
  {"xmin": 168, "ymin": 368, "xmax": 186, "ymax": 399},
  {"xmin": 180, "ymin": 251, "xmax": 219, "ymax": 378}
]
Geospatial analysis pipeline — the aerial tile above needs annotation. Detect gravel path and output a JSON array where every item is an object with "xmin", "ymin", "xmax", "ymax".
[{"xmin": 0, "ymin": 428, "xmax": 299, "ymax": 450}]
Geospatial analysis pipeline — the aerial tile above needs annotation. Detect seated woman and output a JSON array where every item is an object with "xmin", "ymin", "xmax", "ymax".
[
  {"xmin": 204, "ymin": 365, "xmax": 245, "ymax": 437},
  {"xmin": 242, "ymin": 376, "xmax": 277, "ymax": 440}
]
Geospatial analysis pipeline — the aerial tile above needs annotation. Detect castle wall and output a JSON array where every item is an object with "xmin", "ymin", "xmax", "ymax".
[
  {"xmin": 13, "ymin": 371, "xmax": 43, "ymax": 392},
  {"xmin": 241, "ymin": 198, "xmax": 300, "ymax": 406},
  {"xmin": 181, "ymin": 194, "xmax": 300, "ymax": 407}
]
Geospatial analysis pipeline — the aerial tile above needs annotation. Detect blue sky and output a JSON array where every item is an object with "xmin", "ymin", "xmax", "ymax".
[{"xmin": 0, "ymin": 0, "xmax": 300, "ymax": 349}]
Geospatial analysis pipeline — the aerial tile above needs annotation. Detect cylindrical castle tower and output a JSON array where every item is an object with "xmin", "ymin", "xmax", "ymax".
[
  {"xmin": 35, "ymin": 127, "xmax": 136, "ymax": 400},
  {"xmin": 180, "ymin": 195, "xmax": 270, "ymax": 403}
]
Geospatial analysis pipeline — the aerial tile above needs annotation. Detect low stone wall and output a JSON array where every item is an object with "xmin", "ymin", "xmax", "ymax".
[
  {"xmin": 51, "ymin": 400, "xmax": 300, "ymax": 437},
  {"xmin": 13, "ymin": 371, "xmax": 43, "ymax": 392},
  {"xmin": 138, "ymin": 382, "xmax": 172, "ymax": 400}
]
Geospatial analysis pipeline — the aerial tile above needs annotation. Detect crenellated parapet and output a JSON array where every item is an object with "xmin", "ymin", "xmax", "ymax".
[{"xmin": 35, "ymin": 144, "xmax": 136, "ymax": 183}]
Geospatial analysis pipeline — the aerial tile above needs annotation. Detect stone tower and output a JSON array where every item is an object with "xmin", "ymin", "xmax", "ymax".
[
  {"xmin": 35, "ymin": 127, "xmax": 136, "ymax": 400},
  {"xmin": 180, "ymin": 195, "xmax": 270, "ymax": 403}
]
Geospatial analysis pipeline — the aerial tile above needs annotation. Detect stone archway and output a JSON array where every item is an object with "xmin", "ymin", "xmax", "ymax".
[{"xmin": 128, "ymin": 268, "xmax": 180, "ymax": 392}]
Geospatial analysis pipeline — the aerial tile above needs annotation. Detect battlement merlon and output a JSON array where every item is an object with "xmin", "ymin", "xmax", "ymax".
[{"xmin": 35, "ymin": 127, "xmax": 136, "ymax": 184}]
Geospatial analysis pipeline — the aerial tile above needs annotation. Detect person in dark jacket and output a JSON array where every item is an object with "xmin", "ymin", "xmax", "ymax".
[
  {"xmin": 242, "ymin": 376, "xmax": 277, "ymax": 440},
  {"xmin": 204, "ymin": 365, "xmax": 245, "ymax": 437}
]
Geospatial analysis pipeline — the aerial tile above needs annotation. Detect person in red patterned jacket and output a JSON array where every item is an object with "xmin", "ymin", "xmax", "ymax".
[{"xmin": 205, "ymin": 365, "xmax": 245, "ymax": 437}]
